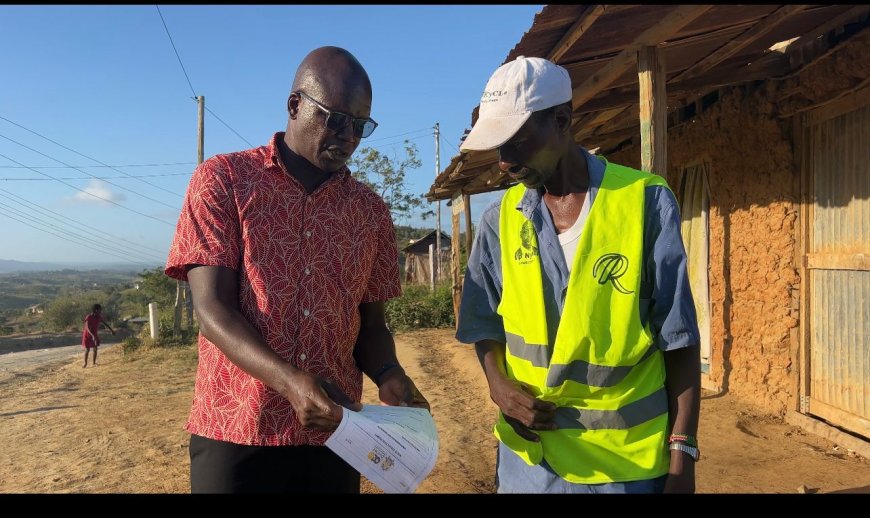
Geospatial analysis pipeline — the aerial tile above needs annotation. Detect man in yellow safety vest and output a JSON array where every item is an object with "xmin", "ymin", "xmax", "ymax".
[{"xmin": 457, "ymin": 56, "xmax": 701, "ymax": 493}]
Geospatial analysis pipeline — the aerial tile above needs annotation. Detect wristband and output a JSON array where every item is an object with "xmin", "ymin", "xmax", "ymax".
[
  {"xmin": 668, "ymin": 433, "xmax": 698, "ymax": 447},
  {"xmin": 669, "ymin": 441, "xmax": 700, "ymax": 461}
]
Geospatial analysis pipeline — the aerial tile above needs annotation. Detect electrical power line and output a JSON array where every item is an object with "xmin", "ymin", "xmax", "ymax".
[
  {"xmin": 0, "ymin": 172, "xmax": 190, "ymax": 181},
  {"xmin": 363, "ymin": 127, "xmax": 432, "ymax": 144},
  {"xmin": 0, "ymin": 132, "xmax": 180, "ymax": 210},
  {"xmin": 0, "ymin": 162, "xmax": 196, "ymax": 169},
  {"xmin": 156, "ymin": 4, "xmax": 197, "ymax": 99},
  {"xmin": 0, "ymin": 151, "xmax": 175, "ymax": 226},
  {"xmin": 0, "ymin": 204, "xmax": 159, "ymax": 266},
  {"xmin": 0, "ymin": 187, "xmax": 170, "ymax": 259},
  {"xmin": 442, "ymin": 135, "xmax": 461, "ymax": 155},
  {"xmin": 0, "ymin": 115, "xmax": 186, "ymax": 198},
  {"xmin": 364, "ymin": 133, "xmax": 430, "ymax": 152},
  {"xmin": 204, "ymin": 106, "xmax": 254, "ymax": 148},
  {"xmin": 156, "ymin": 5, "xmax": 254, "ymax": 149},
  {"xmin": 0, "ymin": 199, "xmax": 162, "ymax": 264}
]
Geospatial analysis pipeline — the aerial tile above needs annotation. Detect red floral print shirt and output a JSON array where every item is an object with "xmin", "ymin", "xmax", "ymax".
[{"xmin": 165, "ymin": 132, "xmax": 401, "ymax": 446}]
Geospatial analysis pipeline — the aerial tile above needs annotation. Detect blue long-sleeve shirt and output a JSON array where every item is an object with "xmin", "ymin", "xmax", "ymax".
[{"xmin": 456, "ymin": 147, "xmax": 700, "ymax": 353}]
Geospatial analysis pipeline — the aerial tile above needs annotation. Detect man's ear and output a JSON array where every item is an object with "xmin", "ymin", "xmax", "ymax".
[
  {"xmin": 554, "ymin": 103, "xmax": 573, "ymax": 136},
  {"xmin": 287, "ymin": 93, "xmax": 300, "ymax": 119}
]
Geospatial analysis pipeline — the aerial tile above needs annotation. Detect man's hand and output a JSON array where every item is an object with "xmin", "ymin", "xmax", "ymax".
[
  {"xmin": 663, "ymin": 452, "xmax": 696, "ymax": 493},
  {"xmin": 283, "ymin": 370, "xmax": 362, "ymax": 431},
  {"xmin": 488, "ymin": 373, "xmax": 557, "ymax": 442},
  {"xmin": 377, "ymin": 366, "xmax": 431, "ymax": 413}
]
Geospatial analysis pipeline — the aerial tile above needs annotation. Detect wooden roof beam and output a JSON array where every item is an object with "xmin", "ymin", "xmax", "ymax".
[
  {"xmin": 573, "ymin": 105, "xmax": 632, "ymax": 140},
  {"xmin": 548, "ymin": 5, "xmax": 607, "ymax": 63},
  {"xmin": 449, "ymin": 167, "xmax": 499, "ymax": 199},
  {"xmin": 569, "ymin": 5, "xmax": 713, "ymax": 134},
  {"xmin": 574, "ymin": 50, "xmax": 789, "ymax": 115},
  {"xmin": 671, "ymin": 5, "xmax": 807, "ymax": 83},
  {"xmin": 774, "ymin": 5, "xmax": 870, "ymax": 71},
  {"xmin": 576, "ymin": 104, "xmax": 636, "ymax": 142},
  {"xmin": 795, "ymin": 5, "xmax": 870, "ymax": 45}
]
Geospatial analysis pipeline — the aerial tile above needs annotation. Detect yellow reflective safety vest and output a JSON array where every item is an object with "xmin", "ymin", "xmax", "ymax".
[{"xmin": 495, "ymin": 159, "xmax": 672, "ymax": 484}]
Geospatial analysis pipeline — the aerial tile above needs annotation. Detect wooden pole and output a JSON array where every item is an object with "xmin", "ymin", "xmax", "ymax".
[
  {"xmin": 197, "ymin": 95, "xmax": 205, "ymax": 165},
  {"xmin": 174, "ymin": 275, "xmax": 183, "ymax": 337},
  {"xmin": 451, "ymin": 193, "xmax": 463, "ymax": 328},
  {"xmin": 177, "ymin": 95, "xmax": 204, "ymax": 335},
  {"xmin": 428, "ymin": 243, "xmax": 435, "ymax": 291},
  {"xmin": 638, "ymin": 46, "xmax": 668, "ymax": 175},
  {"xmin": 463, "ymin": 193, "xmax": 473, "ymax": 258},
  {"xmin": 189, "ymin": 96, "xmax": 203, "ymax": 325},
  {"xmin": 434, "ymin": 123, "xmax": 441, "ymax": 283}
]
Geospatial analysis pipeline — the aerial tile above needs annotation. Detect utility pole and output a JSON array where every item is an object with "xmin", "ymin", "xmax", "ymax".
[
  {"xmin": 189, "ymin": 95, "xmax": 203, "ymax": 325},
  {"xmin": 176, "ymin": 95, "xmax": 204, "ymax": 335},
  {"xmin": 434, "ymin": 122, "xmax": 441, "ymax": 286}
]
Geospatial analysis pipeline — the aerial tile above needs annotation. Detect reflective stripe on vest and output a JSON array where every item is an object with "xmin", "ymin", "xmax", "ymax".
[{"xmin": 495, "ymin": 159, "xmax": 673, "ymax": 484}]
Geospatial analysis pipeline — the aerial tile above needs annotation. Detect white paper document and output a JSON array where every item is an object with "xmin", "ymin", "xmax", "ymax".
[{"xmin": 325, "ymin": 404, "xmax": 439, "ymax": 494}]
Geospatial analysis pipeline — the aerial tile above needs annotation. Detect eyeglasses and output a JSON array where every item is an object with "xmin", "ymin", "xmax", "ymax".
[{"xmin": 294, "ymin": 91, "xmax": 378, "ymax": 139}]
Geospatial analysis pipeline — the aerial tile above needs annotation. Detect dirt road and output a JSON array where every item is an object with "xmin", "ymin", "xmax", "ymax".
[
  {"xmin": 0, "ymin": 328, "xmax": 867, "ymax": 493},
  {"xmin": 0, "ymin": 330, "xmax": 123, "ymax": 388}
]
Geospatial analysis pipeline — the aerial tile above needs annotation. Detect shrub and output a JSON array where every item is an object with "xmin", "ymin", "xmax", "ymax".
[
  {"xmin": 385, "ymin": 282, "xmax": 455, "ymax": 331},
  {"xmin": 133, "ymin": 315, "xmax": 198, "ymax": 349},
  {"xmin": 121, "ymin": 335, "xmax": 142, "ymax": 355},
  {"xmin": 43, "ymin": 291, "xmax": 120, "ymax": 332}
]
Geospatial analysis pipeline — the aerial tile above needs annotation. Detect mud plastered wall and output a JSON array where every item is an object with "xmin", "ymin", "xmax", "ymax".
[
  {"xmin": 608, "ymin": 90, "xmax": 800, "ymax": 414},
  {"xmin": 605, "ymin": 29, "xmax": 869, "ymax": 415}
]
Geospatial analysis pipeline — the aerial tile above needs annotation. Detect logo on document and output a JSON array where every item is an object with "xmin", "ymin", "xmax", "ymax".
[{"xmin": 367, "ymin": 447, "xmax": 395, "ymax": 471}]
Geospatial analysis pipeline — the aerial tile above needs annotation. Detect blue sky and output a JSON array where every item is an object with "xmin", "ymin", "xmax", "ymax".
[{"xmin": 0, "ymin": 5, "xmax": 541, "ymax": 265}]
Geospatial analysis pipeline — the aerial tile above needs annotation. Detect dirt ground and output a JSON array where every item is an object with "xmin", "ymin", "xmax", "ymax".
[{"xmin": 0, "ymin": 328, "xmax": 867, "ymax": 494}]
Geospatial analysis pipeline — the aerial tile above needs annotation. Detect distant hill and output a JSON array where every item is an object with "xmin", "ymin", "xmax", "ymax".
[
  {"xmin": 0, "ymin": 268, "xmax": 147, "ymax": 311},
  {"xmin": 0, "ymin": 259, "xmax": 157, "ymax": 274}
]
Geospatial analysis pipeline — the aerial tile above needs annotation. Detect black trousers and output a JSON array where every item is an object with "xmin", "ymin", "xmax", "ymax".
[{"xmin": 189, "ymin": 434, "xmax": 360, "ymax": 494}]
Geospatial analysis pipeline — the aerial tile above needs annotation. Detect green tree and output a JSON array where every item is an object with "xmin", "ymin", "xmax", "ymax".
[
  {"xmin": 349, "ymin": 141, "xmax": 433, "ymax": 223},
  {"xmin": 136, "ymin": 267, "xmax": 176, "ymax": 309},
  {"xmin": 43, "ymin": 290, "xmax": 118, "ymax": 332},
  {"xmin": 43, "ymin": 295, "xmax": 82, "ymax": 331}
]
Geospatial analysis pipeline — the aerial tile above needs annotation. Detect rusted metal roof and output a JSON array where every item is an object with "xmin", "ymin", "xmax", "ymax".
[{"xmin": 427, "ymin": 4, "xmax": 870, "ymax": 201}]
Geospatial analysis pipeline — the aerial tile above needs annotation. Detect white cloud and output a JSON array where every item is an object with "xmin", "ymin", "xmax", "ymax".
[{"xmin": 70, "ymin": 180, "xmax": 126, "ymax": 205}]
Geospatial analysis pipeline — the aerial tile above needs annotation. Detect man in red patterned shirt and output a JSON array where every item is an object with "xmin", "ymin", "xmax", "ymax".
[{"xmin": 165, "ymin": 46, "xmax": 429, "ymax": 494}]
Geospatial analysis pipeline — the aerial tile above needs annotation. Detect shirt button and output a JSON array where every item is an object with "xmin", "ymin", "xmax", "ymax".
[
  {"xmin": 304, "ymin": 268, "xmax": 310, "ymax": 275},
  {"xmin": 303, "ymin": 309, "xmax": 310, "ymax": 317},
  {"xmin": 299, "ymin": 353, "xmax": 307, "ymax": 361},
  {"xmin": 305, "ymin": 230, "xmax": 312, "ymax": 237}
]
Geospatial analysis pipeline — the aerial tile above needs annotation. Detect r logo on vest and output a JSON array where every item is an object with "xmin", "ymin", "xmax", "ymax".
[
  {"xmin": 514, "ymin": 220, "xmax": 539, "ymax": 264},
  {"xmin": 593, "ymin": 253, "xmax": 633, "ymax": 294}
]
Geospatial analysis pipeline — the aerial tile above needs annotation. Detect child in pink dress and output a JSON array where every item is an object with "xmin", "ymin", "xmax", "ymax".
[{"xmin": 82, "ymin": 304, "xmax": 114, "ymax": 368}]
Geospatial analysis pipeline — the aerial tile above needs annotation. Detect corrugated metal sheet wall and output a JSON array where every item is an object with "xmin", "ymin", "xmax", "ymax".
[
  {"xmin": 812, "ymin": 105, "xmax": 869, "ymax": 252},
  {"xmin": 808, "ymin": 101, "xmax": 870, "ymax": 435}
]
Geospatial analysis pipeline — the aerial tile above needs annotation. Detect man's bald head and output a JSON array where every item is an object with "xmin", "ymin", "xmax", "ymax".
[
  {"xmin": 283, "ymin": 46, "xmax": 374, "ymax": 173},
  {"xmin": 290, "ymin": 46, "xmax": 372, "ymax": 102}
]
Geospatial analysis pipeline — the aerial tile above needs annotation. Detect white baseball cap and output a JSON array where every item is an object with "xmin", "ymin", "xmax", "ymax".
[{"xmin": 460, "ymin": 56, "xmax": 572, "ymax": 152}]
